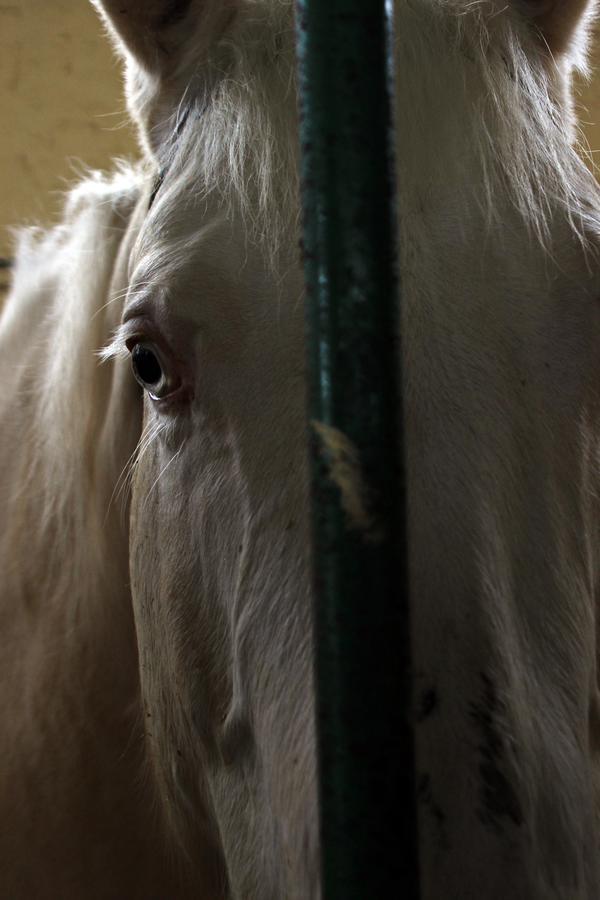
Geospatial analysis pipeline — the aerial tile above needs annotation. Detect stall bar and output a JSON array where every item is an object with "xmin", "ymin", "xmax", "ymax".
[{"xmin": 296, "ymin": 1, "xmax": 420, "ymax": 897}]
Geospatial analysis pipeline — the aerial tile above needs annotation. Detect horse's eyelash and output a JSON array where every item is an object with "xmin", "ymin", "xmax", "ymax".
[{"xmin": 99, "ymin": 325, "xmax": 132, "ymax": 363}]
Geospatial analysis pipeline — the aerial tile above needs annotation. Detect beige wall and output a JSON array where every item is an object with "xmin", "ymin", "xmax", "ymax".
[
  {"xmin": 2, "ymin": 5, "xmax": 600, "ymax": 274},
  {"xmin": 0, "ymin": 0, "xmax": 137, "ymax": 268}
]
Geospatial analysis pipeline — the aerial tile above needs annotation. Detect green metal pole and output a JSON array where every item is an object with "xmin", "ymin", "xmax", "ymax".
[{"xmin": 295, "ymin": 1, "xmax": 419, "ymax": 897}]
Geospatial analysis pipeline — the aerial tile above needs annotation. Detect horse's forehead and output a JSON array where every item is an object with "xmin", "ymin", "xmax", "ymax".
[{"xmin": 126, "ymin": 204, "xmax": 250, "ymax": 324}]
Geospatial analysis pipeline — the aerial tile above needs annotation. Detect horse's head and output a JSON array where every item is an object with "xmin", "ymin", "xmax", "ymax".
[
  {"xmin": 94, "ymin": 2, "xmax": 314, "ymax": 895},
  {"xmin": 93, "ymin": 1, "xmax": 600, "ymax": 897}
]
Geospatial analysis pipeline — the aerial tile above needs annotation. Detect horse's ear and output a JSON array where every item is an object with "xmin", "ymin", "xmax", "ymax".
[
  {"xmin": 517, "ymin": 0, "xmax": 597, "ymax": 58},
  {"xmin": 91, "ymin": 1, "xmax": 234, "ymax": 73},
  {"xmin": 91, "ymin": 0, "xmax": 235, "ymax": 157}
]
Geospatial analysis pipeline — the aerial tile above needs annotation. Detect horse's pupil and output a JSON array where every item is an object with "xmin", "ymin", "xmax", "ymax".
[{"xmin": 132, "ymin": 345, "xmax": 162, "ymax": 386}]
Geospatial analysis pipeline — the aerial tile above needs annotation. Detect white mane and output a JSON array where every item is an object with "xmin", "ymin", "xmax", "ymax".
[
  {"xmin": 1, "ymin": 166, "xmax": 142, "ymax": 623},
  {"xmin": 123, "ymin": 0, "xmax": 301, "ymax": 254}
]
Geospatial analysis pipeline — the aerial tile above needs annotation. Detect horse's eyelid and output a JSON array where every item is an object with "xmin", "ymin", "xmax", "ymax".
[{"xmin": 125, "ymin": 335, "xmax": 142, "ymax": 352}]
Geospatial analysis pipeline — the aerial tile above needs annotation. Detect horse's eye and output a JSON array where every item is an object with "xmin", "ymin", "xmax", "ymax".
[
  {"xmin": 130, "ymin": 342, "xmax": 177, "ymax": 400},
  {"xmin": 132, "ymin": 343, "xmax": 162, "ymax": 384}
]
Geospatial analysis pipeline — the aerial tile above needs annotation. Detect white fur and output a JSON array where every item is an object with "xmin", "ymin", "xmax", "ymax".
[{"xmin": 3, "ymin": 1, "xmax": 600, "ymax": 897}]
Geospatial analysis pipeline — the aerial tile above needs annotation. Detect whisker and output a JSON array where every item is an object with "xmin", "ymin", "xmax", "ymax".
[
  {"xmin": 105, "ymin": 419, "xmax": 166, "ymax": 524},
  {"xmin": 141, "ymin": 444, "xmax": 183, "ymax": 512}
]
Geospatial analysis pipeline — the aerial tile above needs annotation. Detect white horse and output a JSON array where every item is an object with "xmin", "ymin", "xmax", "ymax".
[{"xmin": 2, "ymin": 0, "xmax": 600, "ymax": 897}]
